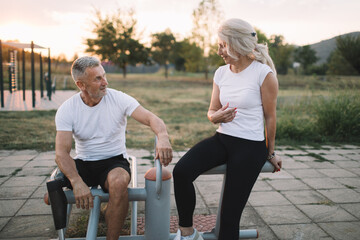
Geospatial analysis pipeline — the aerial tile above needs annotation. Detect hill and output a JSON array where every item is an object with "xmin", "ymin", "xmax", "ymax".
[{"xmin": 309, "ymin": 31, "xmax": 360, "ymax": 65}]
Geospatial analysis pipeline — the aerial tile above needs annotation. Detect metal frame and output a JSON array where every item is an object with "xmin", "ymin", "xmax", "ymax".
[{"xmin": 47, "ymin": 157, "xmax": 274, "ymax": 240}]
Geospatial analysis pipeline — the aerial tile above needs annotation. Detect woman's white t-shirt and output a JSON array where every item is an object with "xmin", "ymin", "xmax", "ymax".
[
  {"xmin": 55, "ymin": 88, "xmax": 140, "ymax": 161},
  {"xmin": 214, "ymin": 61, "xmax": 273, "ymax": 141}
]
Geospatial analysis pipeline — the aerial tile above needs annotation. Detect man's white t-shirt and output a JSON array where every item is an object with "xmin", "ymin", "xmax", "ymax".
[
  {"xmin": 214, "ymin": 61, "xmax": 273, "ymax": 141},
  {"xmin": 55, "ymin": 88, "xmax": 140, "ymax": 161}
]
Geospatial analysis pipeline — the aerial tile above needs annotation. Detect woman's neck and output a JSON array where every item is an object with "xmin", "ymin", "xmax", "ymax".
[{"xmin": 230, "ymin": 55, "xmax": 254, "ymax": 73}]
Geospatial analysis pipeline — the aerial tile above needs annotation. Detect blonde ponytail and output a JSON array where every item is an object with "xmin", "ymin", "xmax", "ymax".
[{"xmin": 254, "ymin": 43, "xmax": 277, "ymax": 75}]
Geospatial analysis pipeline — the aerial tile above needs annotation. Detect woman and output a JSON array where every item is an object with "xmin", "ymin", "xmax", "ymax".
[{"xmin": 173, "ymin": 18, "xmax": 282, "ymax": 240}]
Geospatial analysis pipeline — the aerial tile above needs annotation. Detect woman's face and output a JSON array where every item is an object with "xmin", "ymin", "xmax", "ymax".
[{"xmin": 217, "ymin": 39, "xmax": 237, "ymax": 65}]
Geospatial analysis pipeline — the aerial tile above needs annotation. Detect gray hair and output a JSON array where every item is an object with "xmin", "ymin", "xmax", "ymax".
[
  {"xmin": 71, "ymin": 56, "xmax": 101, "ymax": 82},
  {"xmin": 218, "ymin": 18, "xmax": 276, "ymax": 75}
]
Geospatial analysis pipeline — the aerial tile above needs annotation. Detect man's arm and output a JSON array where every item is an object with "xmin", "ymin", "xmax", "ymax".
[
  {"xmin": 55, "ymin": 131, "xmax": 94, "ymax": 209},
  {"xmin": 130, "ymin": 106, "xmax": 173, "ymax": 166}
]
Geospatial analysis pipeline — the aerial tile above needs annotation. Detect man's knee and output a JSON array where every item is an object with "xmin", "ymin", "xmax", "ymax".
[{"xmin": 106, "ymin": 168, "xmax": 130, "ymax": 196}]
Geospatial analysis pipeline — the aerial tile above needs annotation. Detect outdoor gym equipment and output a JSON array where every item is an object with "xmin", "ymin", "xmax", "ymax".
[
  {"xmin": 0, "ymin": 40, "xmax": 51, "ymax": 108},
  {"xmin": 45, "ymin": 157, "xmax": 274, "ymax": 240}
]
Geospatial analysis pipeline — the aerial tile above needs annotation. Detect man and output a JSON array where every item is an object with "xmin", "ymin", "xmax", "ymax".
[{"xmin": 55, "ymin": 56, "xmax": 173, "ymax": 240}]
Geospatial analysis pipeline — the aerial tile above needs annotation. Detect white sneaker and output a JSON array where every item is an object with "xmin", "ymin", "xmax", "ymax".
[{"xmin": 173, "ymin": 229, "xmax": 204, "ymax": 240}]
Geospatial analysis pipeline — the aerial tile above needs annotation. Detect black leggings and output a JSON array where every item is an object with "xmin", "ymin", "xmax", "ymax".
[{"xmin": 173, "ymin": 132, "xmax": 267, "ymax": 240}]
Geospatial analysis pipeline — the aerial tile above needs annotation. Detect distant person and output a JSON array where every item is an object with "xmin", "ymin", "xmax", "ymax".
[
  {"xmin": 173, "ymin": 18, "xmax": 282, "ymax": 240},
  {"xmin": 55, "ymin": 56, "xmax": 173, "ymax": 240}
]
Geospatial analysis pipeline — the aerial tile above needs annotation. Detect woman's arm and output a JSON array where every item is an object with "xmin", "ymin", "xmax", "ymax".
[
  {"xmin": 207, "ymin": 82, "xmax": 236, "ymax": 124},
  {"xmin": 261, "ymin": 72, "xmax": 282, "ymax": 172}
]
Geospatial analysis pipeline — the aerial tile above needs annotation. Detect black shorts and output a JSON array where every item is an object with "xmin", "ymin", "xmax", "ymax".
[{"xmin": 66, "ymin": 154, "xmax": 131, "ymax": 193}]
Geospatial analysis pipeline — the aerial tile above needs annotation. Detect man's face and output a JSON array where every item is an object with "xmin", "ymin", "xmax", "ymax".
[{"xmin": 79, "ymin": 65, "xmax": 108, "ymax": 99}]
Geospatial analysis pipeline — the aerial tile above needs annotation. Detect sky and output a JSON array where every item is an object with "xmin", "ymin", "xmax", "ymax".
[{"xmin": 1, "ymin": 0, "xmax": 359, "ymax": 60}]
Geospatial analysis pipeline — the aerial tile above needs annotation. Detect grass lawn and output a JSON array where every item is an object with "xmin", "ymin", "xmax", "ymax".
[{"xmin": 0, "ymin": 73, "xmax": 359, "ymax": 151}]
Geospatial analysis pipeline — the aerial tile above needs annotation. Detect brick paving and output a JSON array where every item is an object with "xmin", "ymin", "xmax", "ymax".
[{"xmin": 0, "ymin": 146, "xmax": 359, "ymax": 239}]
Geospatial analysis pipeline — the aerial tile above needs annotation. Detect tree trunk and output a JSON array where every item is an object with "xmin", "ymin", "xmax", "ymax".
[
  {"xmin": 122, "ymin": 66, "xmax": 127, "ymax": 78},
  {"xmin": 204, "ymin": 58, "xmax": 209, "ymax": 80},
  {"xmin": 165, "ymin": 64, "xmax": 168, "ymax": 78}
]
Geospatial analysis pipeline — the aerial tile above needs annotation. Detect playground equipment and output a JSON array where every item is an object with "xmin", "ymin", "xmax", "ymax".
[
  {"xmin": 0, "ymin": 40, "xmax": 52, "ymax": 108},
  {"xmin": 45, "ymin": 156, "xmax": 274, "ymax": 240}
]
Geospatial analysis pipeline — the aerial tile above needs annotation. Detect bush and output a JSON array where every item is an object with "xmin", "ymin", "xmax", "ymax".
[{"xmin": 315, "ymin": 92, "xmax": 360, "ymax": 141}]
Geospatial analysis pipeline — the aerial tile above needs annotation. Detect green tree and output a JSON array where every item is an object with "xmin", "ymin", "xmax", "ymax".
[
  {"xmin": 327, "ymin": 49, "xmax": 358, "ymax": 75},
  {"xmin": 151, "ymin": 29, "xmax": 176, "ymax": 78},
  {"xmin": 255, "ymin": 28, "xmax": 270, "ymax": 45},
  {"xmin": 336, "ymin": 35, "xmax": 360, "ymax": 74},
  {"xmin": 293, "ymin": 45, "xmax": 318, "ymax": 75},
  {"xmin": 191, "ymin": 0, "xmax": 223, "ymax": 79},
  {"xmin": 85, "ymin": 9, "xmax": 149, "ymax": 78},
  {"xmin": 172, "ymin": 39, "xmax": 203, "ymax": 72},
  {"xmin": 269, "ymin": 35, "xmax": 294, "ymax": 75}
]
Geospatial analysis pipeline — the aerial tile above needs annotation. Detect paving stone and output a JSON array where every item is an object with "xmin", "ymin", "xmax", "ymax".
[
  {"xmin": 292, "ymin": 155, "xmax": 318, "ymax": 162},
  {"xmin": 258, "ymin": 170, "xmax": 294, "ymax": 180},
  {"xmin": 334, "ymin": 160, "xmax": 360, "ymax": 168},
  {"xmin": 322, "ymin": 154, "xmax": 350, "ymax": 161},
  {"xmin": 25, "ymin": 159, "xmax": 57, "ymax": 168},
  {"xmin": 15, "ymin": 166, "xmax": 54, "ymax": 177},
  {"xmin": 341, "ymin": 145, "xmax": 359, "ymax": 149},
  {"xmin": 198, "ymin": 191, "xmax": 222, "ymax": 208},
  {"xmin": 329, "ymin": 149, "xmax": 360, "ymax": 155},
  {"xmin": 0, "ymin": 215, "xmax": 57, "ymax": 238},
  {"xmin": 11, "ymin": 150, "xmax": 38, "ymax": 156},
  {"xmin": 345, "ymin": 154, "xmax": 360, "ymax": 161},
  {"xmin": 254, "ymin": 224, "xmax": 279, "ymax": 240},
  {"xmin": 318, "ymin": 189, "xmax": 360, "ymax": 203},
  {"xmin": 335, "ymin": 177, "xmax": 360, "ymax": 189},
  {"xmin": 0, "ymin": 199, "xmax": 25, "ymax": 216},
  {"xmin": 2, "ymin": 155, "xmax": 36, "ymax": 162},
  {"xmin": 195, "ymin": 181, "xmax": 222, "ymax": 193},
  {"xmin": 301, "ymin": 177, "xmax": 345, "ymax": 190},
  {"xmin": 249, "ymin": 191, "xmax": 292, "ymax": 206},
  {"xmin": 0, "ymin": 151, "xmax": 13, "ymax": 157},
  {"xmin": 0, "ymin": 176, "xmax": 10, "ymax": 185},
  {"xmin": 239, "ymin": 206, "xmax": 266, "ymax": 227},
  {"xmin": 318, "ymin": 222, "xmax": 360, "ymax": 240},
  {"xmin": 282, "ymin": 190, "xmax": 329, "ymax": 205},
  {"xmin": 306, "ymin": 149, "xmax": 331, "ymax": 154},
  {"xmin": 16, "ymin": 199, "xmax": 53, "ymax": 216},
  {"xmin": 0, "ymin": 160, "xmax": 29, "ymax": 168},
  {"xmin": 0, "ymin": 217, "xmax": 10, "ymax": 232},
  {"xmin": 2, "ymin": 176, "xmax": 47, "ymax": 187},
  {"xmin": 32, "ymin": 151, "xmax": 55, "ymax": 160},
  {"xmin": 196, "ymin": 174, "xmax": 224, "ymax": 182},
  {"xmin": 340, "ymin": 203, "xmax": 360, "ymax": 219},
  {"xmin": 252, "ymin": 180, "xmax": 273, "ymax": 192},
  {"xmin": 0, "ymin": 167, "xmax": 19, "ymax": 177},
  {"xmin": 254, "ymin": 205, "xmax": 311, "ymax": 224},
  {"xmin": 303, "ymin": 161, "xmax": 337, "ymax": 169},
  {"xmin": 285, "ymin": 169, "xmax": 325, "ymax": 178},
  {"xmin": 266, "ymin": 179, "xmax": 310, "ymax": 191},
  {"xmin": 270, "ymin": 223, "xmax": 330, "ymax": 239},
  {"xmin": 0, "ymin": 186, "xmax": 37, "ymax": 199},
  {"xmin": 31, "ymin": 184, "xmax": 47, "ymax": 198},
  {"xmin": 297, "ymin": 204, "xmax": 357, "ymax": 222},
  {"xmin": 347, "ymin": 167, "xmax": 360, "ymax": 176},
  {"xmin": 282, "ymin": 160, "xmax": 310, "ymax": 169},
  {"xmin": 280, "ymin": 150, "xmax": 306, "ymax": 155},
  {"xmin": 318, "ymin": 168, "xmax": 357, "ymax": 178}
]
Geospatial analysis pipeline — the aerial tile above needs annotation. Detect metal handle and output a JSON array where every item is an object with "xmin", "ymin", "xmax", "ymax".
[{"xmin": 155, "ymin": 158, "xmax": 162, "ymax": 195}]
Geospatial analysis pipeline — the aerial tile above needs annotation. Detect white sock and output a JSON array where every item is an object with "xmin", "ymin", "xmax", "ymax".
[{"xmin": 181, "ymin": 229, "xmax": 196, "ymax": 240}]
